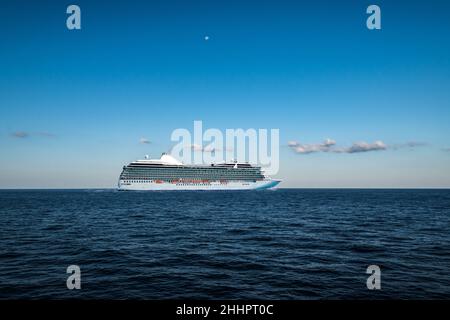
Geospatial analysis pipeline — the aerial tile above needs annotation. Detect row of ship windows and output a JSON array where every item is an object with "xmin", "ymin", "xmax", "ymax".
[
  {"xmin": 121, "ymin": 171, "xmax": 263, "ymax": 175},
  {"xmin": 125, "ymin": 167, "xmax": 261, "ymax": 171},
  {"xmin": 123, "ymin": 171, "xmax": 261, "ymax": 174},
  {"xmin": 125, "ymin": 172, "xmax": 261, "ymax": 175},
  {"xmin": 122, "ymin": 180, "xmax": 166, "ymax": 183},
  {"xmin": 123, "ymin": 180, "xmax": 154, "ymax": 183},
  {"xmin": 121, "ymin": 174, "xmax": 262, "ymax": 179},
  {"xmin": 121, "ymin": 180, "xmax": 255, "ymax": 184},
  {"xmin": 122, "ymin": 177, "xmax": 262, "ymax": 180},
  {"xmin": 124, "ymin": 169, "xmax": 261, "ymax": 173},
  {"xmin": 121, "ymin": 179, "xmax": 256, "ymax": 181},
  {"xmin": 123, "ymin": 171, "xmax": 261, "ymax": 176}
]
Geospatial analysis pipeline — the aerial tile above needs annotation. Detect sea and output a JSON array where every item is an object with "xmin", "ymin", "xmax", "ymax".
[{"xmin": 0, "ymin": 189, "xmax": 449, "ymax": 299}]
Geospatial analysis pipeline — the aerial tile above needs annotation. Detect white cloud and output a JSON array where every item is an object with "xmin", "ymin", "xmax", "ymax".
[
  {"xmin": 36, "ymin": 132, "xmax": 56, "ymax": 138},
  {"xmin": 190, "ymin": 143, "xmax": 204, "ymax": 152},
  {"xmin": 336, "ymin": 141, "xmax": 387, "ymax": 153},
  {"xmin": 139, "ymin": 137, "xmax": 151, "ymax": 144},
  {"xmin": 11, "ymin": 131, "xmax": 29, "ymax": 138},
  {"xmin": 11, "ymin": 131, "xmax": 56, "ymax": 139},
  {"xmin": 391, "ymin": 141, "xmax": 428, "ymax": 150},
  {"xmin": 323, "ymin": 138, "xmax": 337, "ymax": 147},
  {"xmin": 189, "ymin": 144, "xmax": 217, "ymax": 152},
  {"xmin": 289, "ymin": 139, "xmax": 389, "ymax": 154},
  {"xmin": 288, "ymin": 138, "xmax": 337, "ymax": 154}
]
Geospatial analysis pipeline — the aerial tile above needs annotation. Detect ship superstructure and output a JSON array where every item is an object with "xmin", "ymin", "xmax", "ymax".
[{"xmin": 118, "ymin": 154, "xmax": 280, "ymax": 191}]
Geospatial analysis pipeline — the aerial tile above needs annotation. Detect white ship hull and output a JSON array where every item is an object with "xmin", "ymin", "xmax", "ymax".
[{"xmin": 118, "ymin": 179, "xmax": 280, "ymax": 191}]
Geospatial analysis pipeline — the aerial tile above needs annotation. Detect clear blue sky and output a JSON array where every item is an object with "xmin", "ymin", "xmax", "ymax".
[{"xmin": 1, "ymin": 0, "xmax": 449, "ymax": 188}]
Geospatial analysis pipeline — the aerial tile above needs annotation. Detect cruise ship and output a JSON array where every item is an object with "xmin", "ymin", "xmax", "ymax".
[{"xmin": 118, "ymin": 153, "xmax": 281, "ymax": 191}]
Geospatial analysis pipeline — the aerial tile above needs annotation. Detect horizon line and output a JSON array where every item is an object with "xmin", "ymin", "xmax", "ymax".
[{"xmin": 0, "ymin": 187, "xmax": 449, "ymax": 191}]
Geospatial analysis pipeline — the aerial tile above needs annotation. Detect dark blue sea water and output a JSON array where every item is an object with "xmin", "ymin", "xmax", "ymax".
[{"xmin": 0, "ymin": 189, "xmax": 449, "ymax": 299}]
